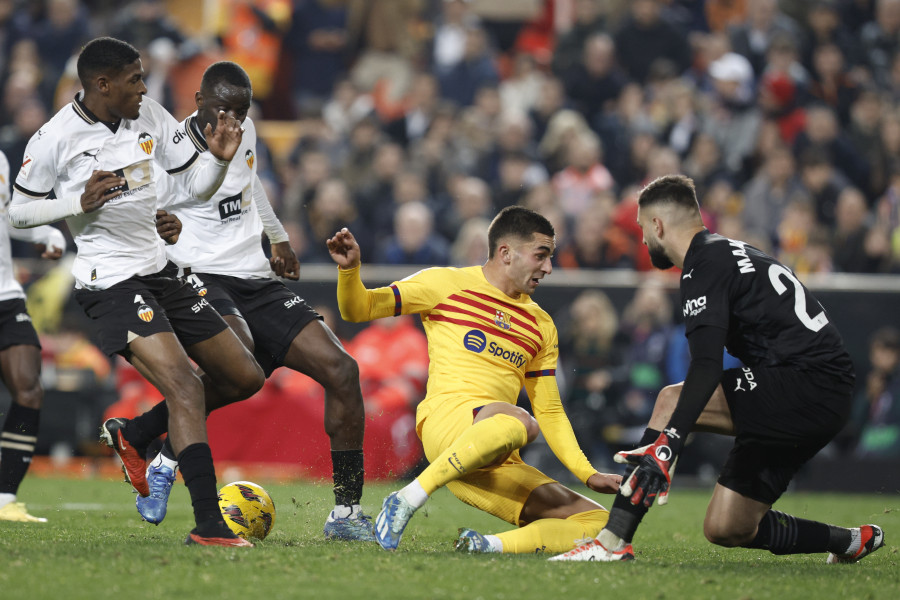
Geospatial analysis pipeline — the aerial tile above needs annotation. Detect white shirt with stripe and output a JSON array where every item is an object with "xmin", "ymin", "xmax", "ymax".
[
  {"xmin": 11, "ymin": 94, "xmax": 199, "ymax": 290},
  {"xmin": 157, "ymin": 115, "xmax": 286, "ymax": 279}
]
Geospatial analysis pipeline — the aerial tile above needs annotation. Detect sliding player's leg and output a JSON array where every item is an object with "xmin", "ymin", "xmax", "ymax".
[
  {"xmin": 451, "ymin": 458, "xmax": 609, "ymax": 554},
  {"xmin": 374, "ymin": 402, "xmax": 538, "ymax": 550}
]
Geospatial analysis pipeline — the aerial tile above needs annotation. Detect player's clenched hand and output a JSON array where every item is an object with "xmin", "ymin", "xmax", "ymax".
[
  {"xmin": 81, "ymin": 170, "xmax": 125, "ymax": 213},
  {"xmin": 205, "ymin": 111, "xmax": 243, "ymax": 162},
  {"xmin": 270, "ymin": 241, "xmax": 300, "ymax": 280},
  {"xmin": 326, "ymin": 228, "xmax": 361, "ymax": 270},
  {"xmin": 586, "ymin": 472, "xmax": 622, "ymax": 495},
  {"xmin": 155, "ymin": 210, "xmax": 181, "ymax": 245},
  {"xmin": 614, "ymin": 432, "xmax": 679, "ymax": 508}
]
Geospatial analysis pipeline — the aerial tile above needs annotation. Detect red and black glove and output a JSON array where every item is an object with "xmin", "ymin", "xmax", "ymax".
[{"xmin": 614, "ymin": 431, "xmax": 679, "ymax": 508}]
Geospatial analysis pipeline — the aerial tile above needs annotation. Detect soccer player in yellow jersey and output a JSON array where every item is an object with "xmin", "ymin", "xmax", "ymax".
[{"xmin": 327, "ymin": 206, "xmax": 622, "ymax": 553}]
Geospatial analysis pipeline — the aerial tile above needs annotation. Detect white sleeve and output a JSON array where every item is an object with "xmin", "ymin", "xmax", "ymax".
[
  {"xmin": 252, "ymin": 174, "xmax": 289, "ymax": 244},
  {"xmin": 9, "ymin": 126, "xmax": 83, "ymax": 227},
  {"xmin": 7, "ymin": 220, "xmax": 66, "ymax": 252},
  {"xmin": 9, "ymin": 191, "xmax": 83, "ymax": 228},
  {"xmin": 171, "ymin": 152, "xmax": 229, "ymax": 202}
]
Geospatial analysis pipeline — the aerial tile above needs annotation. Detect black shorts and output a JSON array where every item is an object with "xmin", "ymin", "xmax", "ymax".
[
  {"xmin": 0, "ymin": 298, "xmax": 40, "ymax": 351},
  {"xmin": 717, "ymin": 365, "xmax": 852, "ymax": 505},
  {"xmin": 74, "ymin": 264, "xmax": 229, "ymax": 357},
  {"xmin": 186, "ymin": 272, "xmax": 321, "ymax": 375}
]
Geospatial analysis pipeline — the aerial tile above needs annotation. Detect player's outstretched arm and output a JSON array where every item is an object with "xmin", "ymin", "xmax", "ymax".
[
  {"xmin": 327, "ymin": 227, "xmax": 361, "ymax": 270},
  {"xmin": 204, "ymin": 111, "xmax": 244, "ymax": 163}
]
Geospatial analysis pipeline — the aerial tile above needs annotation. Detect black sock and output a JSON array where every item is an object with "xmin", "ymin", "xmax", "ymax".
[
  {"xmin": 744, "ymin": 510, "xmax": 849, "ymax": 555},
  {"xmin": 125, "ymin": 400, "xmax": 169, "ymax": 448},
  {"xmin": 160, "ymin": 437, "xmax": 176, "ymax": 461},
  {"xmin": 177, "ymin": 443, "xmax": 224, "ymax": 532},
  {"xmin": 331, "ymin": 449, "xmax": 364, "ymax": 507},
  {"xmin": 605, "ymin": 428, "xmax": 661, "ymax": 543},
  {"xmin": 0, "ymin": 404, "xmax": 40, "ymax": 494}
]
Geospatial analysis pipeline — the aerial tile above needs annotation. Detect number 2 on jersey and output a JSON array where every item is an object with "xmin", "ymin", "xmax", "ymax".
[{"xmin": 768, "ymin": 264, "xmax": 828, "ymax": 332}]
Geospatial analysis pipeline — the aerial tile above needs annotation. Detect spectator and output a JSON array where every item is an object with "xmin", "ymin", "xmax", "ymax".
[
  {"xmin": 434, "ymin": 26, "xmax": 499, "ymax": 108},
  {"xmin": 435, "ymin": 175, "xmax": 493, "ymax": 243},
  {"xmin": 562, "ymin": 33, "xmax": 627, "ymax": 126},
  {"xmin": 727, "ymin": 0, "xmax": 800, "ymax": 76},
  {"xmin": 110, "ymin": 0, "xmax": 186, "ymax": 56},
  {"xmin": 300, "ymin": 178, "xmax": 368, "ymax": 262},
  {"xmin": 430, "ymin": 0, "xmax": 479, "ymax": 71},
  {"xmin": 847, "ymin": 327, "xmax": 900, "ymax": 457},
  {"xmin": 809, "ymin": 42, "xmax": 860, "ymax": 127},
  {"xmin": 285, "ymin": 0, "xmax": 349, "ymax": 112},
  {"xmin": 703, "ymin": 51, "xmax": 762, "ymax": 175},
  {"xmin": 614, "ymin": 0, "xmax": 692, "ymax": 84},
  {"xmin": 556, "ymin": 288, "xmax": 625, "ymax": 469},
  {"xmin": 799, "ymin": 0, "xmax": 862, "ymax": 72},
  {"xmin": 860, "ymin": 0, "xmax": 900, "ymax": 88},
  {"xmin": 551, "ymin": 131, "xmax": 615, "ymax": 218},
  {"xmin": 556, "ymin": 195, "xmax": 633, "ymax": 270},
  {"xmin": 794, "ymin": 104, "xmax": 869, "ymax": 197},
  {"xmin": 552, "ymin": 0, "xmax": 608, "ymax": 77},
  {"xmin": 742, "ymin": 145, "xmax": 806, "ymax": 245},
  {"xmin": 758, "ymin": 71, "xmax": 807, "ymax": 146},
  {"xmin": 832, "ymin": 186, "xmax": 884, "ymax": 273},
  {"xmin": 449, "ymin": 216, "xmax": 489, "ymax": 267},
  {"xmin": 384, "ymin": 72, "xmax": 440, "ymax": 147},
  {"xmin": 375, "ymin": 200, "xmax": 450, "ymax": 265}
]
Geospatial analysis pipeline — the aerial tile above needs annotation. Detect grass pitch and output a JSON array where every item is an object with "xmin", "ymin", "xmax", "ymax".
[{"xmin": 1, "ymin": 476, "xmax": 898, "ymax": 600}]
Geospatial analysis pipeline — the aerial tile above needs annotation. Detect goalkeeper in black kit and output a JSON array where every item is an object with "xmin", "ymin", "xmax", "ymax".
[{"xmin": 551, "ymin": 174, "xmax": 885, "ymax": 563}]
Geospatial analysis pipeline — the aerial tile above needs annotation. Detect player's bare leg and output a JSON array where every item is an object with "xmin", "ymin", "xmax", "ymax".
[
  {"xmin": 125, "ymin": 332, "xmax": 252, "ymax": 546},
  {"xmin": 135, "ymin": 324, "xmax": 263, "ymax": 524},
  {"xmin": 0, "ymin": 344, "xmax": 47, "ymax": 522},
  {"xmin": 282, "ymin": 320, "xmax": 371, "ymax": 540}
]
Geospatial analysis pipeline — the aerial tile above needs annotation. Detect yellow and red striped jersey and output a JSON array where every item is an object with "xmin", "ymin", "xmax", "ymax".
[{"xmin": 337, "ymin": 264, "xmax": 597, "ymax": 483}]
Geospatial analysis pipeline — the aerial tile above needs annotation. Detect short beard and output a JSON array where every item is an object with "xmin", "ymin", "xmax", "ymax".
[{"xmin": 648, "ymin": 242, "xmax": 674, "ymax": 270}]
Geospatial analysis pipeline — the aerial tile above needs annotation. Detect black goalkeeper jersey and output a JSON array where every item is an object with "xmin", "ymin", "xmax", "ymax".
[{"xmin": 680, "ymin": 230, "xmax": 854, "ymax": 385}]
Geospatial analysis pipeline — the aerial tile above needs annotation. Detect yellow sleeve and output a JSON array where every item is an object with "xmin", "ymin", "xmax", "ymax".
[
  {"xmin": 336, "ymin": 265, "xmax": 400, "ymax": 322},
  {"xmin": 525, "ymin": 323, "xmax": 597, "ymax": 484},
  {"xmin": 528, "ymin": 375, "xmax": 598, "ymax": 484}
]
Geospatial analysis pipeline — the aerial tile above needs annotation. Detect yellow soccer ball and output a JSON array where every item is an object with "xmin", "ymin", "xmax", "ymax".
[{"xmin": 217, "ymin": 481, "xmax": 276, "ymax": 540}]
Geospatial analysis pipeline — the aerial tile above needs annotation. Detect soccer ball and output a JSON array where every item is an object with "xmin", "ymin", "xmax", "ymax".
[{"xmin": 217, "ymin": 481, "xmax": 276, "ymax": 540}]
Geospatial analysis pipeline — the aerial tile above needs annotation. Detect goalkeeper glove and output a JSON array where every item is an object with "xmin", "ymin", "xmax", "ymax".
[{"xmin": 614, "ymin": 431, "xmax": 680, "ymax": 508}]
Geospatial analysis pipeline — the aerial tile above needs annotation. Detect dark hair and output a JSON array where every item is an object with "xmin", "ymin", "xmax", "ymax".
[
  {"xmin": 201, "ymin": 61, "xmax": 252, "ymax": 92},
  {"xmin": 872, "ymin": 326, "xmax": 900, "ymax": 351},
  {"xmin": 637, "ymin": 173, "xmax": 699, "ymax": 213},
  {"xmin": 487, "ymin": 206, "xmax": 554, "ymax": 258},
  {"xmin": 77, "ymin": 37, "xmax": 141, "ymax": 87}
]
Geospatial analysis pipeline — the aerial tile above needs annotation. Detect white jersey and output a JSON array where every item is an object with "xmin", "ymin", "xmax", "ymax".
[
  {"xmin": 0, "ymin": 151, "xmax": 65, "ymax": 302},
  {"xmin": 157, "ymin": 115, "xmax": 271, "ymax": 278},
  {"xmin": 12, "ymin": 94, "xmax": 199, "ymax": 289}
]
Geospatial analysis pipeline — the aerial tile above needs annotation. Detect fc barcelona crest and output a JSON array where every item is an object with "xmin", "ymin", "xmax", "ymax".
[
  {"xmin": 494, "ymin": 310, "xmax": 511, "ymax": 330},
  {"xmin": 138, "ymin": 132, "xmax": 154, "ymax": 155},
  {"xmin": 245, "ymin": 149, "xmax": 254, "ymax": 169}
]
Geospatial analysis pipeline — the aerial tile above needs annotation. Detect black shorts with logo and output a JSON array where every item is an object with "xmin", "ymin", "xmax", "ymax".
[
  {"xmin": 0, "ymin": 298, "xmax": 40, "ymax": 351},
  {"xmin": 74, "ymin": 263, "xmax": 228, "ymax": 357},
  {"xmin": 717, "ymin": 365, "xmax": 852, "ymax": 505},
  {"xmin": 185, "ymin": 272, "xmax": 321, "ymax": 376}
]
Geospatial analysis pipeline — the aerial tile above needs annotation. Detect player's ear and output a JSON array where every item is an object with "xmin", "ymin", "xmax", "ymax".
[
  {"xmin": 195, "ymin": 91, "xmax": 203, "ymax": 109},
  {"xmin": 95, "ymin": 74, "xmax": 110, "ymax": 95}
]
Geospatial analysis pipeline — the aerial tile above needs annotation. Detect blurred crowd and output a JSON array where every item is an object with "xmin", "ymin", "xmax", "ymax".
[{"xmin": 2, "ymin": 0, "xmax": 900, "ymax": 462}]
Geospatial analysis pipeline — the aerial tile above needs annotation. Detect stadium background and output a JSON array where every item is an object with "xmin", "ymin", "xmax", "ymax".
[{"xmin": 0, "ymin": 0, "xmax": 899, "ymax": 494}]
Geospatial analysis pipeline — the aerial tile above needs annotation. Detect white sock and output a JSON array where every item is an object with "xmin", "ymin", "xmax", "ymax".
[
  {"xmin": 331, "ymin": 504, "xmax": 361, "ymax": 519},
  {"xmin": 484, "ymin": 534, "xmax": 503, "ymax": 553},
  {"xmin": 150, "ymin": 451, "xmax": 178, "ymax": 472},
  {"xmin": 844, "ymin": 527, "xmax": 862, "ymax": 555},
  {"xmin": 398, "ymin": 479, "xmax": 429, "ymax": 509},
  {"xmin": 0, "ymin": 493, "xmax": 15, "ymax": 509},
  {"xmin": 597, "ymin": 528, "xmax": 626, "ymax": 551}
]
